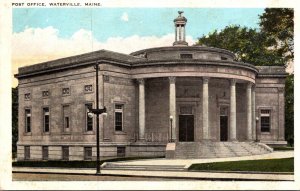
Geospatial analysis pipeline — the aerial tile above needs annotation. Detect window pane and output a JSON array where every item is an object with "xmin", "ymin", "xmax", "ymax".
[
  {"xmin": 62, "ymin": 146, "xmax": 69, "ymax": 160},
  {"xmin": 84, "ymin": 147, "xmax": 92, "ymax": 160},
  {"xmin": 45, "ymin": 115, "xmax": 49, "ymax": 132},
  {"xmin": 25, "ymin": 109, "xmax": 31, "ymax": 133},
  {"xmin": 65, "ymin": 117, "xmax": 69, "ymax": 128},
  {"xmin": 115, "ymin": 104, "xmax": 123, "ymax": 110},
  {"xmin": 44, "ymin": 108, "xmax": 50, "ymax": 132},
  {"xmin": 42, "ymin": 146, "xmax": 48, "ymax": 160},
  {"xmin": 115, "ymin": 112, "xmax": 122, "ymax": 131},
  {"xmin": 25, "ymin": 146, "xmax": 30, "ymax": 160},
  {"xmin": 86, "ymin": 104, "xmax": 93, "ymax": 131},
  {"xmin": 261, "ymin": 116, "xmax": 270, "ymax": 132}
]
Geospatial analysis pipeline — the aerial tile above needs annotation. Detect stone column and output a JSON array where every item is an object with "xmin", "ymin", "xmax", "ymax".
[
  {"xmin": 246, "ymin": 83, "xmax": 252, "ymax": 140},
  {"xmin": 179, "ymin": 25, "xmax": 182, "ymax": 41},
  {"xmin": 252, "ymin": 85, "xmax": 256, "ymax": 141},
  {"xmin": 169, "ymin": 77, "xmax": 176, "ymax": 141},
  {"xmin": 230, "ymin": 79, "xmax": 237, "ymax": 141},
  {"xmin": 278, "ymin": 87, "xmax": 285, "ymax": 141},
  {"xmin": 202, "ymin": 77, "xmax": 209, "ymax": 140},
  {"xmin": 175, "ymin": 25, "xmax": 177, "ymax": 41},
  {"xmin": 138, "ymin": 79, "xmax": 145, "ymax": 140}
]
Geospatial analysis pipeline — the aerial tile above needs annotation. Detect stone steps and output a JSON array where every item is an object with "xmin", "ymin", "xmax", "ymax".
[
  {"xmin": 173, "ymin": 141, "xmax": 272, "ymax": 159},
  {"xmin": 102, "ymin": 164, "xmax": 187, "ymax": 171}
]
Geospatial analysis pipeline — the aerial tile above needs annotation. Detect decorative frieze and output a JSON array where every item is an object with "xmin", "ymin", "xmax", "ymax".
[
  {"xmin": 62, "ymin": 88, "xmax": 70, "ymax": 96},
  {"xmin": 103, "ymin": 75, "xmax": 110, "ymax": 82},
  {"xmin": 24, "ymin": 93, "xmax": 31, "ymax": 100},
  {"xmin": 84, "ymin": 85, "xmax": 93, "ymax": 93},
  {"xmin": 42, "ymin": 90, "xmax": 49, "ymax": 98}
]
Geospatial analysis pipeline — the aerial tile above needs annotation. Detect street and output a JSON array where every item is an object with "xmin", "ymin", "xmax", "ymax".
[{"xmin": 12, "ymin": 172, "xmax": 181, "ymax": 181}]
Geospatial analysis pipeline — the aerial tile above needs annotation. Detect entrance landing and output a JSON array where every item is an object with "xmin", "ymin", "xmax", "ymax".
[{"xmin": 171, "ymin": 141, "xmax": 273, "ymax": 159}]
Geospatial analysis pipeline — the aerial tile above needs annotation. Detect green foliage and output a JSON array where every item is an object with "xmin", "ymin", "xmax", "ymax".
[
  {"xmin": 285, "ymin": 74, "xmax": 294, "ymax": 146},
  {"xmin": 189, "ymin": 158, "xmax": 294, "ymax": 172},
  {"xmin": 12, "ymin": 87, "xmax": 18, "ymax": 158},
  {"xmin": 259, "ymin": 8, "xmax": 294, "ymax": 63},
  {"xmin": 273, "ymin": 146, "xmax": 294, "ymax": 151},
  {"xmin": 197, "ymin": 25, "xmax": 284, "ymax": 66},
  {"xmin": 197, "ymin": 8, "xmax": 294, "ymax": 145}
]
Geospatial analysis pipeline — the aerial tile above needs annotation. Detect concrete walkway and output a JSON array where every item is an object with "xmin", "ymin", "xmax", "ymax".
[
  {"xmin": 106, "ymin": 151, "xmax": 294, "ymax": 168},
  {"xmin": 13, "ymin": 151, "xmax": 294, "ymax": 181}
]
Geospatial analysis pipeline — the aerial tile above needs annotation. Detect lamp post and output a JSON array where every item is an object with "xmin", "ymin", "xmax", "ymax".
[
  {"xmin": 87, "ymin": 63, "xmax": 107, "ymax": 174},
  {"xmin": 170, "ymin": 116, "xmax": 173, "ymax": 142},
  {"xmin": 255, "ymin": 117, "xmax": 259, "ymax": 142}
]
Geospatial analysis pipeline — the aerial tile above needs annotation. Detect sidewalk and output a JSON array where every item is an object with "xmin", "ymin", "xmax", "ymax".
[
  {"xmin": 12, "ymin": 166, "xmax": 294, "ymax": 181},
  {"xmin": 12, "ymin": 151, "xmax": 294, "ymax": 181},
  {"xmin": 106, "ymin": 151, "xmax": 294, "ymax": 168}
]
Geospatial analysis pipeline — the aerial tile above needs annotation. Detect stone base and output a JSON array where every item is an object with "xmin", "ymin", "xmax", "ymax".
[
  {"xmin": 17, "ymin": 142, "xmax": 167, "ymax": 161},
  {"xmin": 165, "ymin": 143, "xmax": 176, "ymax": 159}
]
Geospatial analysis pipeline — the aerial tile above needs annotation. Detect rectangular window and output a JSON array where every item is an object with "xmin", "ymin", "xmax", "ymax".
[
  {"xmin": 65, "ymin": 117, "xmax": 69, "ymax": 128},
  {"xmin": 25, "ymin": 109, "xmax": 31, "ymax": 133},
  {"xmin": 42, "ymin": 146, "xmax": 48, "ymax": 160},
  {"xmin": 115, "ymin": 104, "xmax": 123, "ymax": 131},
  {"xmin": 84, "ymin": 147, "xmax": 92, "ymax": 160},
  {"xmin": 24, "ymin": 146, "xmax": 30, "ymax": 160},
  {"xmin": 63, "ymin": 105, "xmax": 70, "ymax": 131},
  {"xmin": 85, "ymin": 103, "xmax": 93, "ymax": 131},
  {"xmin": 43, "ymin": 107, "xmax": 50, "ymax": 132},
  {"xmin": 62, "ymin": 146, "xmax": 69, "ymax": 160},
  {"xmin": 180, "ymin": 54, "xmax": 193, "ymax": 59},
  {"xmin": 117, "ymin": 147, "xmax": 126, "ymax": 157},
  {"xmin": 261, "ymin": 109, "xmax": 271, "ymax": 132}
]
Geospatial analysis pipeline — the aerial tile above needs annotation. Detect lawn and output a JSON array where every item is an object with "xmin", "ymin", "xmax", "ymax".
[
  {"xmin": 188, "ymin": 157, "xmax": 294, "ymax": 172},
  {"xmin": 273, "ymin": 147, "xmax": 294, "ymax": 151},
  {"xmin": 12, "ymin": 156, "xmax": 164, "ymax": 168}
]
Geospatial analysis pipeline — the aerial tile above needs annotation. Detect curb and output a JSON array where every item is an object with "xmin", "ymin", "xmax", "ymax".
[{"xmin": 12, "ymin": 170, "xmax": 293, "ymax": 181}]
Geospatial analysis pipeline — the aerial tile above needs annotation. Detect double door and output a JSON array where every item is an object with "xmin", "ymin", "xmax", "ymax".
[{"xmin": 179, "ymin": 115, "xmax": 194, "ymax": 142}]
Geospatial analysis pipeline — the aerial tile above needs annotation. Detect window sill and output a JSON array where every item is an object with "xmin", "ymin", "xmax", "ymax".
[
  {"xmin": 114, "ymin": 131, "xmax": 127, "ymax": 135},
  {"xmin": 43, "ymin": 132, "xmax": 50, "ymax": 135},
  {"xmin": 83, "ymin": 131, "xmax": 95, "ymax": 135},
  {"xmin": 62, "ymin": 132, "xmax": 71, "ymax": 135},
  {"xmin": 260, "ymin": 132, "xmax": 271, "ymax": 134},
  {"xmin": 23, "ymin": 132, "xmax": 32, "ymax": 136}
]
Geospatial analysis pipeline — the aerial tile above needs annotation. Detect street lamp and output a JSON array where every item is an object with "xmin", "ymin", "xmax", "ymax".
[
  {"xmin": 255, "ymin": 117, "xmax": 259, "ymax": 142},
  {"xmin": 170, "ymin": 116, "xmax": 173, "ymax": 142},
  {"xmin": 87, "ymin": 63, "xmax": 107, "ymax": 174}
]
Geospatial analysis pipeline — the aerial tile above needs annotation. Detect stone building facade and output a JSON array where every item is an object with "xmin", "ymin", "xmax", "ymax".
[{"xmin": 15, "ymin": 12, "xmax": 287, "ymax": 161}]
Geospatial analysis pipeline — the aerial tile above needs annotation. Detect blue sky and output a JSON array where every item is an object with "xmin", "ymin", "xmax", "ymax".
[
  {"xmin": 11, "ymin": 8, "xmax": 265, "ymax": 87},
  {"xmin": 13, "ymin": 8, "xmax": 264, "ymax": 41}
]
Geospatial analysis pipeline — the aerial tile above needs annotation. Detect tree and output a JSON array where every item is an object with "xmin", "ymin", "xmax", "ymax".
[
  {"xmin": 197, "ymin": 25, "xmax": 284, "ymax": 66},
  {"xmin": 12, "ymin": 87, "xmax": 18, "ymax": 158},
  {"xmin": 259, "ymin": 8, "xmax": 294, "ymax": 65},
  {"xmin": 285, "ymin": 74, "xmax": 294, "ymax": 146},
  {"xmin": 197, "ymin": 8, "xmax": 294, "ymax": 146}
]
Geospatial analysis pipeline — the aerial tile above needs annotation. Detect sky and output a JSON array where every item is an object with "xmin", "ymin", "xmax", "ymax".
[{"xmin": 12, "ymin": 8, "xmax": 265, "ymax": 87}]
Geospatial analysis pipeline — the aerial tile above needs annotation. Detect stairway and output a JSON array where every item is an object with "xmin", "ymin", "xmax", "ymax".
[
  {"xmin": 101, "ymin": 163, "xmax": 186, "ymax": 171},
  {"xmin": 173, "ymin": 141, "xmax": 272, "ymax": 159}
]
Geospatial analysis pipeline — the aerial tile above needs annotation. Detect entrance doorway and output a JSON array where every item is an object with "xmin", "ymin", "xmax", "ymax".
[
  {"xmin": 220, "ymin": 106, "xmax": 229, "ymax": 141},
  {"xmin": 179, "ymin": 115, "xmax": 194, "ymax": 142}
]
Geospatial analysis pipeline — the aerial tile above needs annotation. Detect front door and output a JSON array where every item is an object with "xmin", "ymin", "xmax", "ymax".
[
  {"xmin": 220, "ymin": 106, "xmax": 229, "ymax": 141},
  {"xmin": 179, "ymin": 115, "xmax": 194, "ymax": 142},
  {"xmin": 220, "ymin": 116, "xmax": 228, "ymax": 141}
]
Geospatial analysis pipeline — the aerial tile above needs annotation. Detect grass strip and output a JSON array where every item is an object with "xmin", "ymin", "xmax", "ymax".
[
  {"xmin": 188, "ymin": 157, "xmax": 294, "ymax": 172},
  {"xmin": 273, "ymin": 147, "xmax": 294, "ymax": 151}
]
